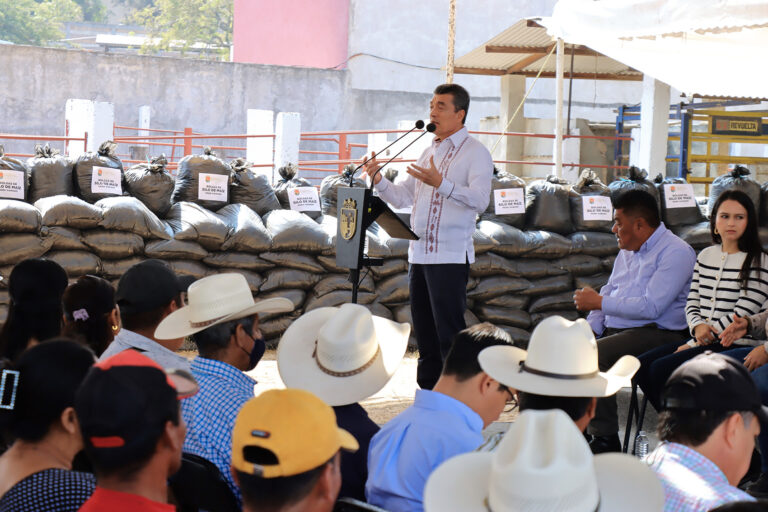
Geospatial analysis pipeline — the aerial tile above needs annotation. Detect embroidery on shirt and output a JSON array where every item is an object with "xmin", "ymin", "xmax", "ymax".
[{"xmin": 423, "ymin": 137, "xmax": 469, "ymax": 254}]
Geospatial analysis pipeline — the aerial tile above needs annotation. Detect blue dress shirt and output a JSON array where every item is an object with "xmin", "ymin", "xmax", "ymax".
[
  {"xmin": 365, "ymin": 389, "xmax": 484, "ymax": 512},
  {"xmin": 181, "ymin": 356, "xmax": 256, "ymax": 505},
  {"xmin": 587, "ymin": 223, "xmax": 696, "ymax": 336}
]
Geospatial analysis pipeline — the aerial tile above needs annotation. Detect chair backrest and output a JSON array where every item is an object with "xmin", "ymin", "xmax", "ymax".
[
  {"xmin": 334, "ymin": 497, "xmax": 390, "ymax": 512},
  {"xmin": 169, "ymin": 452, "xmax": 240, "ymax": 512}
]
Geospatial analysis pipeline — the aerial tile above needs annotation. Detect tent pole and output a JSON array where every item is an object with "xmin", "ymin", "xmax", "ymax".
[
  {"xmin": 446, "ymin": 0, "xmax": 456, "ymax": 84},
  {"xmin": 555, "ymin": 38, "xmax": 564, "ymax": 179}
]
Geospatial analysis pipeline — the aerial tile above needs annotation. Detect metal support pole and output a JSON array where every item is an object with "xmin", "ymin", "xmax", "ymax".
[
  {"xmin": 446, "ymin": 0, "xmax": 456, "ymax": 83},
  {"xmin": 678, "ymin": 111, "xmax": 691, "ymax": 178},
  {"xmin": 183, "ymin": 127, "xmax": 193, "ymax": 156},
  {"xmin": 566, "ymin": 45, "xmax": 575, "ymax": 136},
  {"xmin": 554, "ymin": 38, "xmax": 565, "ymax": 179}
]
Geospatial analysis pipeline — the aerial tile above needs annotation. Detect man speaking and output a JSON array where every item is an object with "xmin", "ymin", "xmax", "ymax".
[{"xmin": 362, "ymin": 83, "xmax": 493, "ymax": 390}]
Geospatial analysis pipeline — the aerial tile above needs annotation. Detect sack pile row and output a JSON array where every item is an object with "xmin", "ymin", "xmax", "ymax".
[{"xmin": 0, "ymin": 141, "xmax": 764, "ymax": 346}]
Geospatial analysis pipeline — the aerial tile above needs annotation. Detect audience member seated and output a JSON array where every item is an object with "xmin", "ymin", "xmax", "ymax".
[
  {"xmin": 0, "ymin": 258, "xmax": 68, "ymax": 361},
  {"xmin": 479, "ymin": 315, "xmax": 639, "ymax": 433},
  {"xmin": 636, "ymin": 190, "xmax": 768, "ymax": 411},
  {"xmin": 154, "ymin": 273, "xmax": 293, "ymax": 504},
  {"xmin": 424, "ymin": 409, "xmax": 664, "ymax": 512},
  {"xmin": 100, "ymin": 260, "xmax": 194, "ymax": 370},
  {"xmin": 710, "ymin": 500, "xmax": 768, "ymax": 511},
  {"xmin": 0, "ymin": 340, "xmax": 96, "ymax": 511},
  {"xmin": 365, "ymin": 323, "xmax": 514, "ymax": 512},
  {"xmin": 646, "ymin": 352, "xmax": 763, "ymax": 511},
  {"xmin": 231, "ymin": 389, "xmax": 358, "ymax": 512},
  {"xmin": 75, "ymin": 349, "xmax": 198, "ymax": 512},
  {"xmin": 572, "ymin": 189, "xmax": 696, "ymax": 453},
  {"xmin": 62, "ymin": 275, "xmax": 121, "ymax": 356},
  {"xmin": 277, "ymin": 303, "xmax": 410, "ymax": 502}
]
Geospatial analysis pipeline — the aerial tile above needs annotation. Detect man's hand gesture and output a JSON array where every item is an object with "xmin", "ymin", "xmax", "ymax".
[
  {"xmin": 361, "ymin": 151, "xmax": 382, "ymax": 185},
  {"xmin": 407, "ymin": 156, "xmax": 443, "ymax": 188},
  {"xmin": 573, "ymin": 287, "xmax": 603, "ymax": 312}
]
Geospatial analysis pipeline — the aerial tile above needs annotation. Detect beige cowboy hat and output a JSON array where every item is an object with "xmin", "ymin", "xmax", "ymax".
[
  {"xmin": 424, "ymin": 409, "xmax": 664, "ymax": 512},
  {"xmin": 277, "ymin": 303, "xmax": 410, "ymax": 406},
  {"xmin": 479, "ymin": 315, "xmax": 639, "ymax": 397},
  {"xmin": 154, "ymin": 273, "xmax": 294, "ymax": 339}
]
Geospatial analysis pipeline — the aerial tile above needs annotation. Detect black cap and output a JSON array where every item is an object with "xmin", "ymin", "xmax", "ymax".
[
  {"xmin": 661, "ymin": 351, "xmax": 768, "ymax": 423},
  {"xmin": 115, "ymin": 259, "xmax": 194, "ymax": 315}
]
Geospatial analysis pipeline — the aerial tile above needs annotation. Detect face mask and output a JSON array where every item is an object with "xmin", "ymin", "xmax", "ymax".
[{"xmin": 245, "ymin": 333, "xmax": 266, "ymax": 371}]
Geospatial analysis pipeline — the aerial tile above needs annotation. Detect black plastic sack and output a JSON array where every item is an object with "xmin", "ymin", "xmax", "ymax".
[
  {"xmin": 319, "ymin": 167, "xmax": 365, "ymax": 217},
  {"xmin": 552, "ymin": 254, "xmax": 604, "ymax": 276},
  {"xmin": 82, "ymin": 230, "xmax": 144, "ymax": 259},
  {"xmin": 230, "ymin": 158, "xmax": 281, "ymax": 216},
  {"xmin": 97, "ymin": 196, "xmax": 170, "ymax": 240},
  {"xmin": 476, "ymin": 221, "xmax": 529, "ymax": 258},
  {"xmin": 481, "ymin": 168, "xmax": 526, "ymax": 229},
  {"xmin": 0, "ymin": 234, "xmax": 53, "ymax": 265},
  {"xmin": 708, "ymin": 166, "xmax": 761, "ymax": 218},
  {"xmin": 260, "ymin": 252, "xmax": 324, "ymax": 273},
  {"xmin": 530, "ymin": 310, "xmax": 579, "ymax": 327},
  {"xmin": 259, "ymin": 289, "xmax": 307, "ymax": 311},
  {"xmin": 569, "ymin": 170, "xmax": 613, "ymax": 232},
  {"xmin": 476, "ymin": 305, "xmax": 531, "ymax": 326},
  {"xmin": 370, "ymin": 259, "xmax": 408, "ymax": 280},
  {"xmin": 42, "ymin": 226, "xmax": 87, "ymax": 251},
  {"xmin": 27, "ymin": 144, "xmax": 73, "ymax": 202},
  {"xmin": 760, "ymin": 182, "xmax": 768, "ymax": 226},
  {"xmin": 203, "ymin": 252, "xmax": 273, "ymax": 272},
  {"xmin": 144, "ymin": 239, "xmax": 208, "ymax": 260},
  {"xmin": 165, "ymin": 202, "xmax": 230, "ymax": 251},
  {"xmin": 602, "ymin": 255, "xmax": 617, "ymax": 273},
  {"xmin": 216, "ymin": 268, "xmax": 264, "ymax": 293},
  {"xmin": 497, "ymin": 325, "xmax": 531, "ymax": 349},
  {"xmin": 467, "ymin": 276, "xmax": 532, "ymax": 301},
  {"xmin": 45, "ymin": 250, "xmax": 100, "ymax": 277},
  {"xmin": 472, "ymin": 228, "xmax": 499, "ymax": 255},
  {"xmin": 101, "ymin": 256, "xmax": 146, "ymax": 279},
  {"xmin": 35, "ymin": 195, "xmax": 103, "ymax": 229},
  {"xmin": 166, "ymin": 260, "xmax": 209, "ymax": 280},
  {"xmin": 608, "ymin": 166, "xmax": 661, "ymax": 216},
  {"xmin": 521, "ymin": 231, "xmax": 573, "ymax": 259},
  {"xmin": 0, "ymin": 146, "xmax": 29, "ymax": 201},
  {"xmin": 569, "ymin": 232, "xmax": 619, "ymax": 257},
  {"xmin": 365, "ymin": 232, "xmax": 392, "ymax": 260},
  {"xmin": 261, "ymin": 313, "xmax": 302, "ymax": 341},
  {"xmin": 216, "ymin": 204, "xmax": 272, "ymax": 253},
  {"xmin": 0, "ymin": 200, "xmax": 41, "ymax": 233},
  {"xmin": 74, "ymin": 141, "xmax": 125, "ymax": 204},
  {"xmin": 314, "ymin": 273, "xmax": 375, "ymax": 297},
  {"xmin": 375, "ymin": 274, "xmax": 409, "ymax": 305},
  {"xmin": 525, "ymin": 175, "xmax": 573, "ymax": 235},
  {"xmin": 273, "ymin": 164, "xmax": 319, "ymax": 219},
  {"xmin": 485, "ymin": 294, "xmax": 530, "ymax": 310},
  {"xmin": 574, "ymin": 273, "xmax": 610, "ymax": 291},
  {"xmin": 470, "ymin": 253, "xmax": 551, "ymax": 279},
  {"xmin": 316, "ymin": 255, "xmax": 347, "ymax": 274},
  {"xmin": 263, "ymin": 210, "xmax": 331, "ymax": 253},
  {"xmin": 671, "ymin": 222, "xmax": 712, "ymax": 250},
  {"xmin": 529, "ymin": 291, "xmax": 577, "ymax": 313},
  {"xmin": 304, "ymin": 290, "xmax": 376, "ymax": 312},
  {"xmin": 259, "ymin": 268, "xmax": 322, "ymax": 292},
  {"xmin": 124, "ymin": 155, "xmax": 175, "ymax": 218},
  {"xmin": 172, "ymin": 147, "xmax": 232, "ymax": 210},
  {"xmin": 654, "ymin": 174, "xmax": 705, "ymax": 227},
  {"xmin": 521, "ymin": 275, "xmax": 573, "ymax": 296}
]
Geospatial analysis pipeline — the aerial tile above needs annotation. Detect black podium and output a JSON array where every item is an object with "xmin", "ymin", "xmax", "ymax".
[{"xmin": 336, "ymin": 186, "xmax": 418, "ymax": 303}]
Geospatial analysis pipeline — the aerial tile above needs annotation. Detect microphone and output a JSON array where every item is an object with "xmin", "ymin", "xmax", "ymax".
[
  {"xmin": 348, "ymin": 120, "xmax": 425, "ymax": 186},
  {"xmin": 368, "ymin": 123, "xmax": 436, "ymax": 190}
]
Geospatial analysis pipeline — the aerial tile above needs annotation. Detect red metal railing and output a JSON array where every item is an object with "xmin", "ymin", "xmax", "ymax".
[{"xmin": 0, "ymin": 132, "xmax": 88, "ymax": 158}]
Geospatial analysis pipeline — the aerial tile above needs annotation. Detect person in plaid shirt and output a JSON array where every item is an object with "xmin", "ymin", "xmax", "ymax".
[{"xmin": 646, "ymin": 352, "xmax": 764, "ymax": 511}]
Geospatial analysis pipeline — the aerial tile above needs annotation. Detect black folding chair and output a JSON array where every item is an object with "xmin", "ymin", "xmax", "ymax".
[
  {"xmin": 169, "ymin": 452, "xmax": 240, "ymax": 512},
  {"xmin": 622, "ymin": 379, "xmax": 649, "ymax": 454}
]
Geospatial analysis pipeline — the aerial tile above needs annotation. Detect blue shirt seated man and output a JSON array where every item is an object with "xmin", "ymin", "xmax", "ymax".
[
  {"xmin": 573, "ymin": 189, "xmax": 696, "ymax": 453},
  {"xmin": 365, "ymin": 323, "xmax": 514, "ymax": 512}
]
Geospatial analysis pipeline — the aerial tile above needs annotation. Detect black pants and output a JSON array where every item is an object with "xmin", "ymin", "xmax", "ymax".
[
  {"xmin": 409, "ymin": 262, "xmax": 469, "ymax": 390},
  {"xmin": 587, "ymin": 324, "xmax": 689, "ymax": 437}
]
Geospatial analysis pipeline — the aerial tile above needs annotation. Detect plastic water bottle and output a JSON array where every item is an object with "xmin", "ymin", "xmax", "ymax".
[{"xmin": 634, "ymin": 431, "xmax": 649, "ymax": 458}]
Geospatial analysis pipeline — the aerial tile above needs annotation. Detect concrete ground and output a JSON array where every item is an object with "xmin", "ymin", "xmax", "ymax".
[{"xmin": 247, "ymin": 349, "xmax": 659, "ymax": 454}]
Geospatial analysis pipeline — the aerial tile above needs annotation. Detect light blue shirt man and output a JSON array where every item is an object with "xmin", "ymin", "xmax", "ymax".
[
  {"xmin": 365, "ymin": 389, "xmax": 484, "ymax": 512},
  {"xmin": 587, "ymin": 223, "xmax": 696, "ymax": 336}
]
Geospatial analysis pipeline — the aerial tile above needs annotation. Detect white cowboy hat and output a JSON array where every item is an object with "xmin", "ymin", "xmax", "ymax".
[
  {"xmin": 277, "ymin": 303, "xmax": 410, "ymax": 406},
  {"xmin": 424, "ymin": 409, "xmax": 664, "ymax": 512},
  {"xmin": 479, "ymin": 315, "xmax": 639, "ymax": 397},
  {"xmin": 154, "ymin": 273, "xmax": 294, "ymax": 339}
]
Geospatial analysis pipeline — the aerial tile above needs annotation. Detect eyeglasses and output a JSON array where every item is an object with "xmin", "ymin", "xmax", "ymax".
[{"xmin": 499, "ymin": 384, "xmax": 518, "ymax": 414}]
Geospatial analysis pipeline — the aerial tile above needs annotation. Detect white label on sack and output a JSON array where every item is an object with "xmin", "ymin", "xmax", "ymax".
[
  {"xmin": 664, "ymin": 183, "xmax": 696, "ymax": 209},
  {"xmin": 91, "ymin": 166, "xmax": 122, "ymax": 195},
  {"xmin": 288, "ymin": 186, "xmax": 321, "ymax": 211},
  {"xmin": 582, "ymin": 195, "xmax": 613, "ymax": 221},
  {"xmin": 0, "ymin": 170, "xmax": 25, "ymax": 199},
  {"xmin": 198, "ymin": 173, "xmax": 229, "ymax": 202},
  {"xmin": 493, "ymin": 188, "xmax": 525, "ymax": 215}
]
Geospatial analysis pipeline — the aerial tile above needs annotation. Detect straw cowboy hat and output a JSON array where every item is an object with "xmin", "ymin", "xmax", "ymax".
[
  {"xmin": 479, "ymin": 315, "xmax": 639, "ymax": 397},
  {"xmin": 277, "ymin": 303, "xmax": 410, "ymax": 406},
  {"xmin": 424, "ymin": 409, "xmax": 664, "ymax": 512},
  {"xmin": 154, "ymin": 273, "xmax": 294, "ymax": 339}
]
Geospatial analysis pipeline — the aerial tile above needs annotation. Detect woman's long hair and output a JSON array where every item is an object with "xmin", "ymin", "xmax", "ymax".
[
  {"xmin": 62, "ymin": 275, "xmax": 117, "ymax": 357},
  {"xmin": 0, "ymin": 259, "xmax": 68, "ymax": 361},
  {"xmin": 709, "ymin": 189, "xmax": 765, "ymax": 288}
]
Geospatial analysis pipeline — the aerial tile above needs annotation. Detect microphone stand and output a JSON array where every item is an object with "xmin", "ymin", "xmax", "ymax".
[
  {"xmin": 347, "ymin": 120, "xmax": 425, "ymax": 187},
  {"xmin": 368, "ymin": 123, "xmax": 436, "ymax": 190}
]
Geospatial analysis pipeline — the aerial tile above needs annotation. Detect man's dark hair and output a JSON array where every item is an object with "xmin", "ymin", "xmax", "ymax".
[
  {"xmin": 709, "ymin": 499, "xmax": 768, "ymax": 511},
  {"xmin": 121, "ymin": 294, "xmax": 183, "ymax": 333},
  {"xmin": 441, "ymin": 323, "xmax": 512, "ymax": 381},
  {"xmin": 518, "ymin": 392, "xmax": 593, "ymax": 422},
  {"xmin": 434, "ymin": 83, "xmax": 470, "ymax": 124},
  {"xmin": 236, "ymin": 455, "xmax": 336, "ymax": 511},
  {"xmin": 192, "ymin": 316, "xmax": 255, "ymax": 359},
  {"xmin": 657, "ymin": 409, "xmax": 752, "ymax": 447},
  {"xmin": 612, "ymin": 189, "xmax": 660, "ymax": 228}
]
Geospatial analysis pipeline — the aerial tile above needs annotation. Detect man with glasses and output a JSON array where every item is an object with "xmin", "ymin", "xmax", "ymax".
[{"xmin": 365, "ymin": 323, "xmax": 514, "ymax": 512}]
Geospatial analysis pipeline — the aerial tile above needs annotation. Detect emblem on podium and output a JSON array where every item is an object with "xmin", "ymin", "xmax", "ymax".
[{"xmin": 340, "ymin": 198, "xmax": 358, "ymax": 240}]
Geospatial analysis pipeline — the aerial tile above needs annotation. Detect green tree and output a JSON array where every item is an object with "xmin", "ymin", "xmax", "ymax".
[
  {"xmin": 0, "ymin": 0, "xmax": 83, "ymax": 45},
  {"xmin": 133, "ymin": 0, "xmax": 232, "ymax": 59},
  {"xmin": 73, "ymin": 0, "xmax": 107, "ymax": 22}
]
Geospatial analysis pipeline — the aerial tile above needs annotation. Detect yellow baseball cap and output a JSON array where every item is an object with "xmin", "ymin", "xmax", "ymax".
[{"xmin": 231, "ymin": 389, "xmax": 358, "ymax": 478}]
